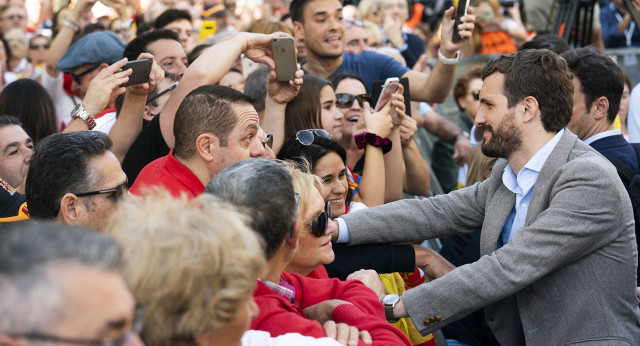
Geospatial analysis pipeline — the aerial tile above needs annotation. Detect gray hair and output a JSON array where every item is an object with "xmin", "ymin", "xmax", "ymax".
[
  {"xmin": 0, "ymin": 221, "xmax": 121, "ymax": 332},
  {"xmin": 205, "ymin": 158, "xmax": 296, "ymax": 260}
]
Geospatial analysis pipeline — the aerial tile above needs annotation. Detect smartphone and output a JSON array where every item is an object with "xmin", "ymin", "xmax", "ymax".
[
  {"xmin": 374, "ymin": 77, "xmax": 399, "ymax": 112},
  {"xmin": 452, "ymin": 0, "xmax": 470, "ymax": 43},
  {"xmin": 121, "ymin": 59, "xmax": 152, "ymax": 87},
  {"xmin": 271, "ymin": 37, "xmax": 297, "ymax": 82},
  {"xmin": 199, "ymin": 20, "xmax": 217, "ymax": 42}
]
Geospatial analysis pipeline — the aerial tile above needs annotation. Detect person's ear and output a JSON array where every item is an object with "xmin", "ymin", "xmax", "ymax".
[
  {"xmin": 195, "ymin": 133, "xmax": 219, "ymax": 162},
  {"xmin": 292, "ymin": 20, "xmax": 305, "ymax": 41},
  {"xmin": 592, "ymin": 96, "xmax": 609, "ymax": 121},
  {"xmin": 521, "ymin": 96, "xmax": 540, "ymax": 123},
  {"xmin": 286, "ymin": 219, "xmax": 301, "ymax": 248},
  {"xmin": 142, "ymin": 106, "xmax": 155, "ymax": 122},
  {"xmin": 57, "ymin": 193, "xmax": 81, "ymax": 225}
]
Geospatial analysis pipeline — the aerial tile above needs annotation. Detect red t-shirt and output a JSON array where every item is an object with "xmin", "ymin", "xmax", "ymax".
[{"xmin": 129, "ymin": 149, "xmax": 204, "ymax": 199}]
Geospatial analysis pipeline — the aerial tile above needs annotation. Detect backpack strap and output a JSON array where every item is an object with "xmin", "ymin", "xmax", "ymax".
[{"xmin": 605, "ymin": 155, "xmax": 635, "ymax": 189}]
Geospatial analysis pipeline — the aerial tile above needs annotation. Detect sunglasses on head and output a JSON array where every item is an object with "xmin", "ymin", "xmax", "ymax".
[
  {"xmin": 335, "ymin": 93, "xmax": 372, "ymax": 109},
  {"xmin": 471, "ymin": 89, "xmax": 481, "ymax": 101},
  {"xmin": 307, "ymin": 201, "xmax": 332, "ymax": 237},
  {"xmin": 296, "ymin": 129, "xmax": 332, "ymax": 146}
]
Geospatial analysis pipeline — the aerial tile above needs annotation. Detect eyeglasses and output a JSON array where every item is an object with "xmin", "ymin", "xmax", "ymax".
[
  {"xmin": 306, "ymin": 201, "xmax": 332, "ymax": 237},
  {"xmin": 75, "ymin": 180, "xmax": 129, "ymax": 200},
  {"xmin": 295, "ymin": 129, "xmax": 332, "ymax": 146},
  {"xmin": 335, "ymin": 93, "xmax": 372, "ymax": 109},
  {"xmin": 146, "ymin": 82, "xmax": 178, "ymax": 105},
  {"xmin": 262, "ymin": 134, "xmax": 273, "ymax": 149},
  {"xmin": 471, "ymin": 89, "xmax": 481, "ymax": 101},
  {"xmin": 345, "ymin": 19, "xmax": 364, "ymax": 28},
  {"xmin": 70, "ymin": 64, "xmax": 101, "ymax": 85},
  {"xmin": 29, "ymin": 43, "xmax": 49, "ymax": 50},
  {"xmin": 7, "ymin": 304, "xmax": 144, "ymax": 346}
]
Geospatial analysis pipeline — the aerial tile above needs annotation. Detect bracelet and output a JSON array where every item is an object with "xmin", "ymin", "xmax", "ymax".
[
  {"xmin": 438, "ymin": 48, "xmax": 460, "ymax": 65},
  {"xmin": 63, "ymin": 19, "xmax": 80, "ymax": 32},
  {"xmin": 354, "ymin": 132, "xmax": 392, "ymax": 154}
]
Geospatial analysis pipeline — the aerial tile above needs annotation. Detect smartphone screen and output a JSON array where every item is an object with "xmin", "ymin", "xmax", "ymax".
[
  {"xmin": 271, "ymin": 37, "xmax": 297, "ymax": 82},
  {"xmin": 374, "ymin": 78, "xmax": 399, "ymax": 112},
  {"xmin": 121, "ymin": 59, "xmax": 152, "ymax": 87},
  {"xmin": 452, "ymin": 0, "xmax": 469, "ymax": 43}
]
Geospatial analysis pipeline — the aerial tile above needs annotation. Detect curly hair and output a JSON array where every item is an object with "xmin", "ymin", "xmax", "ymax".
[{"xmin": 105, "ymin": 191, "xmax": 265, "ymax": 345}]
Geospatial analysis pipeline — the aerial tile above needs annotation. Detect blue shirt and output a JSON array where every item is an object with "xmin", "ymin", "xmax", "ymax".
[
  {"xmin": 328, "ymin": 51, "xmax": 410, "ymax": 93},
  {"xmin": 499, "ymin": 129, "xmax": 565, "ymax": 246}
]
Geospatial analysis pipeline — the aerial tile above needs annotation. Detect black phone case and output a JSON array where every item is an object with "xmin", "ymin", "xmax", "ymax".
[
  {"xmin": 121, "ymin": 59, "xmax": 152, "ymax": 87},
  {"xmin": 452, "ymin": 0, "xmax": 469, "ymax": 43}
]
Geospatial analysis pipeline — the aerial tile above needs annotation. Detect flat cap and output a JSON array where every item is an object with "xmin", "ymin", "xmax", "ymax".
[{"xmin": 56, "ymin": 31, "xmax": 126, "ymax": 73}]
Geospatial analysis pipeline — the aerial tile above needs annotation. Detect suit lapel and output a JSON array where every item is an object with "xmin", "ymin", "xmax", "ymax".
[
  {"xmin": 525, "ymin": 130, "xmax": 578, "ymax": 226},
  {"xmin": 482, "ymin": 177, "xmax": 516, "ymax": 255}
]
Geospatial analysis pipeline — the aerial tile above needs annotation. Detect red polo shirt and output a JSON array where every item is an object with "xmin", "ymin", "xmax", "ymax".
[{"xmin": 129, "ymin": 149, "xmax": 204, "ymax": 199}]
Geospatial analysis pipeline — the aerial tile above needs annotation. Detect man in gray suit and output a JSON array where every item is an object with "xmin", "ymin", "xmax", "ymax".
[{"xmin": 333, "ymin": 49, "xmax": 640, "ymax": 345}]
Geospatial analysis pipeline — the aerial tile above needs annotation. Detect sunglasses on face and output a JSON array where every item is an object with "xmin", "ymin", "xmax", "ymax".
[
  {"xmin": 75, "ymin": 180, "xmax": 129, "ymax": 201},
  {"xmin": 471, "ymin": 89, "xmax": 481, "ymax": 101},
  {"xmin": 70, "ymin": 64, "xmax": 101, "ymax": 85},
  {"xmin": 29, "ymin": 43, "xmax": 49, "ymax": 50},
  {"xmin": 335, "ymin": 93, "xmax": 372, "ymax": 109},
  {"xmin": 296, "ymin": 129, "xmax": 332, "ymax": 146},
  {"xmin": 306, "ymin": 201, "xmax": 332, "ymax": 237},
  {"xmin": 262, "ymin": 134, "xmax": 273, "ymax": 149}
]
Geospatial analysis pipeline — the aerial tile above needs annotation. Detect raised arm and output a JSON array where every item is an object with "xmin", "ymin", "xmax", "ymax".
[
  {"xmin": 414, "ymin": 106, "xmax": 472, "ymax": 166},
  {"xmin": 403, "ymin": 6, "xmax": 475, "ymax": 103},
  {"xmin": 399, "ymin": 115, "xmax": 430, "ymax": 196},
  {"xmin": 159, "ymin": 32, "xmax": 288, "ymax": 148},
  {"xmin": 263, "ymin": 66, "xmax": 304, "ymax": 154},
  {"xmin": 109, "ymin": 54, "xmax": 164, "ymax": 162},
  {"xmin": 382, "ymin": 86, "xmax": 406, "ymax": 203}
]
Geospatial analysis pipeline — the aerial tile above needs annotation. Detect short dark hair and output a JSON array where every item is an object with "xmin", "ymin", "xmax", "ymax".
[
  {"xmin": 187, "ymin": 44, "xmax": 211, "ymax": 66},
  {"xmin": 0, "ymin": 79, "xmax": 57, "ymax": 144},
  {"xmin": 173, "ymin": 85, "xmax": 255, "ymax": 160},
  {"xmin": 154, "ymin": 9, "xmax": 192, "ymax": 29},
  {"xmin": 206, "ymin": 159, "xmax": 296, "ymax": 260},
  {"xmin": 453, "ymin": 67, "xmax": 482, "ymax": 112},
  {"xmin": 284, "ymin": 74, "xmax": 331, "ymax": 141},
  {"xmin": 290, "ymin": 0, "xmax": 317, "ymax": 23},
  {"xmin": 26, "ymin": 132, "xmax": 113, "ymax": 219},
  {"xmin": 561, "ymin": 47, "xmax": 624, "ymax": 124},
  {"xmin": 0, "ymin": 114, "xmax": 22, "ymax": 128},
  {"xmin": 328, "ymin": 72, "xmax": 366, "ymax": 91},
  {"xmin": 482, "ymin": 49, "xmax": 574, "ymax": 133},
  {"xmin": 244, "ymin": 66, "xmax": 271, "ymax": 113},
  {"xmin": 122, "ymin": 29, "xmax": 180, "ymax": 61},
  {"xmin": 0, "ymin": 221, "xmax": 121, "ymax": 332},
  {"xmin": 518, "ymin": 34, "xmax": 571, "ymax": 54}
]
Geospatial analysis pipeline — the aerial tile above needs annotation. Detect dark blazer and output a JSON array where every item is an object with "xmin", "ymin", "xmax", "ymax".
[
  {"xmin": 342, "ymin": 131, "xmax": 640, "ymax": 345},
  {"xmin": 590, "ymin": 134, "xmax": 640, "ymax": 174}
]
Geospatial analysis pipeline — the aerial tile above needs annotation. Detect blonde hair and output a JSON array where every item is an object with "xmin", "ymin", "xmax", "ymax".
[
  {"xmin": 105, "ymin": 191, "xmax": 265, "ymax": 345},
  {"xmin": 281, "ymin": 160, "xmax": 323, "ymax": 222},
  {"xmin": 245, "ymin": 18, "xmax": 294, "ymax": 36}
]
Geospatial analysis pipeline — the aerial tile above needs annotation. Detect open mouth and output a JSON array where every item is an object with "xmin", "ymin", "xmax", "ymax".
[
  {"xmin": 347, "ymin": 115, "xmax": 359, "ymax": 123},
  {"xmin": 326, "ymin": 36, "xmax": 341, "ymax": 47}
]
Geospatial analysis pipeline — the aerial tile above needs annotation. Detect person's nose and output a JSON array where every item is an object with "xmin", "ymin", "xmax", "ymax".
[{"xmin": 250, "ymin": 137, "xmax": 266, "ymax": 158}]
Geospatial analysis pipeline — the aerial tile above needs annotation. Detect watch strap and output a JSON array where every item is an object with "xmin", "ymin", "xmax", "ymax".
[
  {"xmin": 71, "ymin": 104, "xmax": 96, "ymax": 130},
  {"xmin": 438, "ymin": 48, "xmax": 460, "ymax": 65}
]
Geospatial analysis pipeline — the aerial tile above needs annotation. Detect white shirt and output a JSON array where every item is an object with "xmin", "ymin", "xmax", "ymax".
[
  {"xmin": 242, "ymin": 330, "xmax": 343, "ymax": 346},
  {"xmin": 93, "ymin": 111, "xmax": 117, "ymax": 134}
]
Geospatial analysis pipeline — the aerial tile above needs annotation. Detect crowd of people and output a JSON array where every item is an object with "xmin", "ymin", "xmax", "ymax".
[{"xmin": 1, "ymin": 0, "xmax": 640, "ymax": 345}]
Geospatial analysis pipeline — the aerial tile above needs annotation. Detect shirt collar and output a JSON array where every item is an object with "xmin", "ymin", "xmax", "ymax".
[
  {"xmin": 257, "ymin": 278, "xmax": 295, "ymax": 302},
  {"xmin": 503, "ymin": 129, "xmax": 565, "ymax": 195},
  {"xmin": 583, "ymin": 129, "xmax": 621, "ymax": 145}
]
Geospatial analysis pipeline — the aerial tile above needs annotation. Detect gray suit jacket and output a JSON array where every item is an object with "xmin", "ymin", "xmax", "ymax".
[{"xmin": 341, "ymin": 131, "xmax": 640, "ymax": 345}]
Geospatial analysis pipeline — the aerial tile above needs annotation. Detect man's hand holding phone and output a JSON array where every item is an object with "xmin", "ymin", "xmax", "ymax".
[
  {"xmin": 82, "ymin": 58, "xmax": 131, "ymax": 117},
  {"xmin": 125, "ymin": 53, "xmax": 164, "ymax": 96},
  {"xmin": 440, "ymin": 3, "xmax": 476, "ymax": 57}
]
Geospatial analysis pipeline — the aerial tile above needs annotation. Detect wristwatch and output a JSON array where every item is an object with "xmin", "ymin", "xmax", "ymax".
[
  {"xmin": 456, "ymin": 131, "xmax": 470, "ymax": 140},
  {"xmin": 71, "ymin": 103, "xmax": 96, "ymax": 130},
  {"xmin": 381, "ymin": 294, "xmax": 400, "ymax": 323}
]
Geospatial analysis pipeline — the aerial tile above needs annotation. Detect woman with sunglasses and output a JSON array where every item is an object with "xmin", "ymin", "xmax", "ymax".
[
  {"xmin": 278, "ymin": 135, "xmax": 420, "ymax": 280},
  {"xmin": 284, "ymin": 74, "xmax": 404, "ymax": 207},
  {"xmin": 330, "ymin": 73, "xmax": 430, "ymax": 200}
]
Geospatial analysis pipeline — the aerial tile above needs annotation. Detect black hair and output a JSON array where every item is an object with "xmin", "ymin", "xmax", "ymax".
[
  {"xmin": 122, "ymin": 29, "xmax": 181, "ymax": 61},
  {"xmin": 154, "ymin": 9, "xmax": 192, "ymax": 29}
]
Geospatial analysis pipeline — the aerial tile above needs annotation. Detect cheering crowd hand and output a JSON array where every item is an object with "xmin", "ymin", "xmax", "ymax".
[
  {"xmin": 243, "ymin": 31, "xmax": 293, "ymax": 70},
  {"xmin": 82, "ymin": 58, "xmax": 132, "ymax": 117},
  {"xmin": 440, "ymin": 6, "xmax": 476, "ymax": 56},
  {"xmin": 266, "ymin": 63, "xmax": 304, "ymax": 104},
  {"xmin": 346, "ymin": 269, "xmax": 387, "ymax": 300},
  {"xmin": 390, "ymin": 84, "xmax": 406, "ymax": 127},
  {"xmin": 399, "ymin": 115, "xmax": 418, "ymax": 148},
  {"xmin": 126, "ymin": 53, "xmax": 165, "ymax": 97},
  {"xmin": 363, "ymin": 101, "xmax": 393, "ymax": 139},
  {"xmin": 323, "ymin": 321, "xmax": 373, "ymax": 345}
]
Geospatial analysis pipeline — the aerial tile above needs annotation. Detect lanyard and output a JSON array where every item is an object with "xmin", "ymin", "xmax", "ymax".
[{"xmin": 614, "ymin": 4, "xmax": 636, "ymax": 47}]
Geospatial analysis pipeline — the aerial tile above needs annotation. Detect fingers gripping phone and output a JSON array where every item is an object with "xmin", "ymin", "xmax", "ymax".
[
  {"xmin": 271, "ymin": 37, "xmax": 297, "ymax": 82},
  {"xmin": 121, "ymin": 59, "xmax": 152, "ymax": 87},
  {"xmin": 452, "ymin": 0, "xmax": 470, "ymax": 43},
  {"xmin": 374, "ymin": 77, "xmax": 400, "ymax": 112}
]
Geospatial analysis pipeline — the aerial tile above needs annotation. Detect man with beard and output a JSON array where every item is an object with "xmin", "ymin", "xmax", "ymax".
[{"xmin": 330, "ymin": 49, "xmax": 640, "ymax": 344}]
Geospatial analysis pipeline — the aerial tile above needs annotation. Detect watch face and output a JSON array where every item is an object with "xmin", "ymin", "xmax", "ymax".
[{"xmin": 382, "ymin": 294, "xmax": 399, "ymax": 305}]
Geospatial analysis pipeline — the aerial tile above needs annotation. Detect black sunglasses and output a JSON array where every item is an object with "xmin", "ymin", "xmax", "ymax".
[
  {"xmin": 335, "ymin": 93, "xmax": 372, "ymax": 109},
  {"xmin": 296, "ymin": 129, "xmax": 332, "ymax": 146},
  {"xmin": 471, "ymin": 89, "xmax": 481, "ymax": 100},
  {"xmin": 75, "ymin": 180, "xmax": 129, "ymax": 200},
  {"xmin": 146, "ymin": 82, "xmax": 178, "ymax": 105},
  {"xmin": 29, "ymin": 43, "xmax": 49, "ymax": 49},
  {"xmin": 307, "ymin": 201, "xmax": 332, "ymax": 237},
  {"xmin": 70, "ymin": 64, "xmax": 101, "ymax": 85},
  {"xmin": 8, "ymin": 304, "xmax": 144, "ymax": 346}
]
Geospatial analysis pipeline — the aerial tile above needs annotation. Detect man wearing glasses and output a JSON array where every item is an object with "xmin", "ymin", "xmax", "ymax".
[
  {"xmin": 25, "ymin": 131, "xmax": 128, "ymax": 232},
  {"xmin": 0, "ymin": 222, "xmax": 143, "ymax": 346}
]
